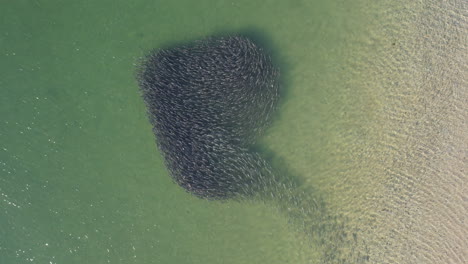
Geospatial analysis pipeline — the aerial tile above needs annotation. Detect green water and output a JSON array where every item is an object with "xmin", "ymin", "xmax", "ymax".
[{"xmin": 1, "ymin": 0, "xmax": 466, "ymax": 263}]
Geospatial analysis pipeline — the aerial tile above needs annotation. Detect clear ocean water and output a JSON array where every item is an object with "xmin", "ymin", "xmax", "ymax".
[{"xmin": 1, "ymin": 0, "xmax": 466, "ymax": 263}]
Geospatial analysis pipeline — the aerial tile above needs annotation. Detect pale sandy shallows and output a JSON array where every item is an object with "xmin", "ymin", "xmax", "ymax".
[
  {"xmin": 348, "ymin": 1, "xmax": 467, "ymax": 263},
  {"xmin": 274, "ymin": 0, "xmax": 468, "ymax": 263}
]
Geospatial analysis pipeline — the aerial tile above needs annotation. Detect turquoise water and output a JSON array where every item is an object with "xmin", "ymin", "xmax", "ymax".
[{"xmin": 1, "ymin": 0, "xmax": 466, "ymax": 263}]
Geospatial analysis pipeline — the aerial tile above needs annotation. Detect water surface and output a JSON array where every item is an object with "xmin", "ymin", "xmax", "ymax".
[{"xmin": 1, "ymin": 0, "xmax": 466, "ymax": 263}]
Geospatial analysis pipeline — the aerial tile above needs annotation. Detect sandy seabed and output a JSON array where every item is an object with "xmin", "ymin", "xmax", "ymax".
[
  {"xmin": 273, "ymin": 1, "xmax": 468, "ymax": 263},
  {"xmin": 343, "ymin": 1, "xmax": 467, "ymax": 263}
]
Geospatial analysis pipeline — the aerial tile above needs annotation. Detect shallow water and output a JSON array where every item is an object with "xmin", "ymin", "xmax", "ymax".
[{"xmin": 1, "ymin": 0, "xmax": 466, "ymax": 263}]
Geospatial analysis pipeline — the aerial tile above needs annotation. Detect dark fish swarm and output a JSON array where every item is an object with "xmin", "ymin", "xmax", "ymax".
[
  {"xmin": 137, "ymin": 36, "xmax": 368, "ymax": 262},
  {"xmin": 138, "ymin": 36, "xmax": 280, "ymax": 199}
]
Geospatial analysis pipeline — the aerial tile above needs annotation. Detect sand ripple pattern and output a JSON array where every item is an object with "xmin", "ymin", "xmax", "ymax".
[{"xmin": 346, "ymin": 1, "xmax": 467, "ymax": 263}]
